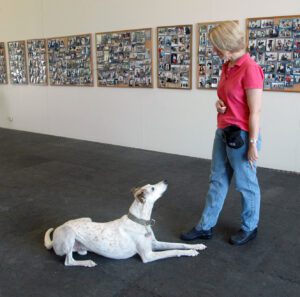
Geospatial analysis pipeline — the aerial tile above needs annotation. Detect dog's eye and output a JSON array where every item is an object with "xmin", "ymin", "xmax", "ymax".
[{"xmin": 151, "ymin": 187, "xmax": 155, "ymax": 191}]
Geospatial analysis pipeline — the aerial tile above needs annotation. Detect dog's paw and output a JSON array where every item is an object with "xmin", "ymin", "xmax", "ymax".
[
  {"xmin": 186, "ymin": 249, "xmax": 199, "ymax": 257},
  {"xmin": 193, "ymin": 244, "xmax": 207, "ymax": 251},
  {"xmin": 85, "ymin": 260, "xmax": 97, "ymax": 267}
]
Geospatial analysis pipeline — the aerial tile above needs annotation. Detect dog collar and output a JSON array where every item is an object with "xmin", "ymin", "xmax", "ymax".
[{"xmin": 127, "ymin": 212, "xmax": 155, "ymax": 227}]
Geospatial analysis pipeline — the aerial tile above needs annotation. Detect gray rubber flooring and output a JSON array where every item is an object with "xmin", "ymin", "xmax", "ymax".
[{"xmin": 0, "ymin": 127, "xmax": 299, "ymax": 297}]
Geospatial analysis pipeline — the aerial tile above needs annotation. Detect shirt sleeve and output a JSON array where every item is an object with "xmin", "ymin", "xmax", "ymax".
[{"xmin": 243, "ymin": 64, "xmax": 264, "ymax": 89}]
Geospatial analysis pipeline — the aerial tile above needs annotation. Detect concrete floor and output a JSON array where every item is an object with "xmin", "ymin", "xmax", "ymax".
[{"xmin": 0, "ymin": 128, "xmax": 299, "ymax": 297}]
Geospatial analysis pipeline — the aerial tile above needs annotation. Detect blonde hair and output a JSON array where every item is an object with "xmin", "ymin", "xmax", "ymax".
[{"xmin": 208, "ymin": 21, "xmax": 245, "ymax": 53}]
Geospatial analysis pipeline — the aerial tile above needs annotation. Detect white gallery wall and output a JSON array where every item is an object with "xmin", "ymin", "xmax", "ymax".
[{"xmin": 0, "ymin": 0, "xmax": 299, "ymax": 172}]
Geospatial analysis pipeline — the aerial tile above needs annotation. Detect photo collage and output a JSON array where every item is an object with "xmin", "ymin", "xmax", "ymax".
[
  {"xmin": 157, "ymin": 25, "xmax": 192, "ymax": 89},
  {"xmin": 0, "ymin": 42, "xmax": 7, "ymax": 84},
  {"xmin": 96, "ymin": 29, "xmax": 152, "ymax": 88},
  {"xmin": 47, "ymin": 34, "xmax": 93, "ymax": 86},
  {"xmin": 8, "ymin": 41, "xmax": 28, "ymax": 84},
  {"xmin": 27, "ymin": 39, "xmax": 48, "ymax": 85},
  {"xmin": 247, "ymin": 16, "xmax": 300, "ymax": 91},
  {"xmin": 197, "ymin": 22, "xmax": 236, "ymax": 89}
]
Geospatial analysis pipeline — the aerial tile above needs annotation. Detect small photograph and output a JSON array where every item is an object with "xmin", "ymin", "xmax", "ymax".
[
  {"xmin": 205, "ymin": 60, "xmax": 213, "ymax": 75},
  {"xmin": 171, "ymin": 53, "xmax": 178, "ymax": 64},
  {"xmin": 198, "ymin": 76, "xmax": 205, "ymax": 88},
  {"xmin": 279, "ymin": 52, "xmax": 293, "ymax": 61},
  {"xmin": 266, "ymin": 26, "xmax": 279, "ymax": 38},
  {"xmin": 255, "ymin": 29, "xmax": 266, "ymax": 38},
  {"xmin": 199, "ymin": 32, "xmax": 207, "ymax": 46},
  {"xmin": 249, "ymin": 39, "xmax": 257, "ymax": 52},
  {"xmin": 264, "ymin": 80, "xmax": 272, "ymax": 89},
  {"xmin": 293, "ymin": 39, "xmax": 300, "ymax": 50},
  {"xmin": 285, "ymin": 62, "xmax": 293, "ymax": 74},
  {"xmin": 249, "ymin": 20, "xmax": 261, "ymax": 28},
  {"xmin": 249, "ymin": 30, "xmax": 257, "ymax": 39},
  {"xmin": 272, "ymin": 82, "xmax": 285, "ymax": 89},
  {"xmin": 276, "ymin": 62, "xmax": 286, "ymax": 74},
  {"xmin": 275, "ymin": 39, "xmax": 285, "ymax": 51},
  {"xmin": 266, "ymin": 39, "xmax": 275, "ymax": 51},
  {"xmin": 294, "ymin": 51, "xmax": 300, "ymax": 59},
  {"xmin": 211, "ymin": 76, "xmax": 219, "ymax": 88},
  {"xmin": 294, "ymin": 59, "xmax": 300, "ymax": 67},
  {"xmin": 294, "ymin": 74, "xmax": 300, "ymax": 84},
  {"xmin": 265, "ymin": 52, "xmax": 278, "ymax": 62},
  {"xmin": 257, "ymin": 39, "xmax": 266, "ymax": 53},
  {"xmin": 279, "ymin": 29, "xmax": 293, "ymax": 37},
  {"xmin": 257, "ymin": 52, "xmax": 265, "ymax": 64},
  {"xmin": 266, "ymin": 62, "xmax": 277, "ymax": 72},
  {"xmin": 285, "ymin": 74, "xmax": 293, "ymax": 87},
  {"xmin": 261, "ymin": 19, "xmax": 274, "ymax": 28},
  {"xmin": 293, "ymin": 18, "xmax": 300, "ymax": 31},
  {"xmin": 199, "ymin": 63, "xmax": 205, "ymax": 75},
  {"xmin": 283, "ymin": 39, "xmax": 294, "ymax": 51},
  {"xmin": 279, "ymin": 18, "xmax": 293, "ymax": 29},
  {"xmin": 265, "ymin": 73, "xmax": 276, "ymax": 82},
  {"xmin": 293, "ymin": 68, "xmax": 300, "ymax": 75}
]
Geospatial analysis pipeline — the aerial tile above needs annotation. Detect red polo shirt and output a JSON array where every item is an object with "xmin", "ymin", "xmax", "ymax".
[{"xmin": 217, "ymin": 53, "xmax": 264, "ymax": 131}]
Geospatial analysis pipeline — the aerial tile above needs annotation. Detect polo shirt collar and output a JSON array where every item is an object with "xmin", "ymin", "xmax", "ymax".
[{"xmin": 234, "ymin": 52, "xmax": 250, "ymax": 67}]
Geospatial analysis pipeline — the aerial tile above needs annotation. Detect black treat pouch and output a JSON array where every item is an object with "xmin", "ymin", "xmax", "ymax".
[{"xmin": 223, "ymin": 125, "xmax": 244, "ymax": 149}]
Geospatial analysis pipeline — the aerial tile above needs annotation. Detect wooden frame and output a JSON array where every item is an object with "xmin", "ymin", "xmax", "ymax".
[
  {"xmin": 246, "ymin": 15, "xmax": 300, "ymax": 92},
  {"xmin": 95, "ymin": 28, "xmax": 153, "ymax": 88},
  {"xmin": 7, "ymin": 40, "xmax": 28, "ymax": 85},
  {"xmin": 196, "ymin": 20, "xmax": 238, "ymax": 90},
  {"xmin": 157, "ymin": 24, "xmax": 192, "ymax": 89},
  {"xmin": 27, "ymin": 38, "xmax": 48, "ymax": 85},
  {"xmin": 47, "ymin": 33, "xmax": 93, "ymax": 87},
  {"xmin": 0, "ymin": 42, "xmax": 8, "ymax": 84}
]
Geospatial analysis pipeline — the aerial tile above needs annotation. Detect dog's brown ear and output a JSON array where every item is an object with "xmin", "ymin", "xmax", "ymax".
[{"xmin": 135, "ymin": 190, "xmax": 145, "ymax": 204}]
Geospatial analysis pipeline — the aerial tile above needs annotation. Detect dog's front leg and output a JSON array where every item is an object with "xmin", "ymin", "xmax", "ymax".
[
  {"xmin": 152, "ymin": 240, "xmax": 206, "ymax": 251},
  {"xmin": 137, "ymin": 244, "xmax": 199, "ymax": 263}
]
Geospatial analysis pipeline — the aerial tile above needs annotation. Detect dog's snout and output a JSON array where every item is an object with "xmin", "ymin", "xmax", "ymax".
[{"xmin": 163, "ymin": 180, "xmax": 168, "ymax": 185}]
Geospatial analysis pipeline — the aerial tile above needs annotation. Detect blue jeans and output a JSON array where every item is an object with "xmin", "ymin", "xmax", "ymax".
[{"xmin": 197, "ymin": 128, "xmax": 261, "ymax": 232}]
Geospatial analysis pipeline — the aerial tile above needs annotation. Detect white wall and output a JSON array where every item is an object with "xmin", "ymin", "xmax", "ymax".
[{"xmin": 0, "ymin": 0, "xmax": 299, "ymax": 172}]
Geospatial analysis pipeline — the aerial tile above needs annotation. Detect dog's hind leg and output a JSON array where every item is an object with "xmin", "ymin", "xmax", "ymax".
[
  {"xmin": 64, "ymin": 252, "xmax": 97, "ymax": 267},
  {"xmin": 53, "ymin": 225, "xmax": 96, "ymax": 267}
]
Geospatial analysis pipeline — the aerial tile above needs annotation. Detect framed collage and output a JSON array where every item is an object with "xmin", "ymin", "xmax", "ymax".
[
  {"xmin": 0, "ymin": 42, "xmax": 8, "ymax": 84},
  {"xmin": 27, "ymin": 39, "xmax": 48, "ymax": 85},
  {"xmin": 47, "ymin": 34, "xmax": 93, "ymax": 86},
  {"xmin": 247, "ymin": 15, "xmax": 300, "ymax": 92},
  {"xmin": 157, "ymin": 24, "xmax": 192, "ymax": 89},
  {"xmin": 95, "ymin": 28, "xmax": 153, "ymax": 88},
  {"xmin": 8, "ymin": 40, "xmax": 28, "ymax": 85},
  {"xmin": 197, "ymin": 21, "xmax": 238, "ymax": 89}
]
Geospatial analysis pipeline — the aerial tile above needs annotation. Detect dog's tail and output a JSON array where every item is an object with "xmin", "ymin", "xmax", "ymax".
[{"xmin": 44, "ymin": 228, "xmax": 54, "ymax": 250}]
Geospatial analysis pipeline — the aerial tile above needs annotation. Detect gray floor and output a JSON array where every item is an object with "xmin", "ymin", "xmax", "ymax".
[{"xmin": 0, "ymin": 127, "xmax": 299, "ymax": 297}]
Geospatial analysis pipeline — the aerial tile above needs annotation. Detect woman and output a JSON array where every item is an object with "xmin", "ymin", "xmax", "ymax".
[{"xmin": 181, "ymin": 21, "xmax": 264, "ymax": 245}]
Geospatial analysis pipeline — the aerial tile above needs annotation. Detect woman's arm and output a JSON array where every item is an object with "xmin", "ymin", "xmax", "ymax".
[{"xmin": 246, "ymin": 88, "xmax": 262, "ymax": 167}]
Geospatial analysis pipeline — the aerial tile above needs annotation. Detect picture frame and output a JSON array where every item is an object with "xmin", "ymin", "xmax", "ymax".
[
  {"xmin": 7, "ymin": 40, "xmax": 28, "ymax": 85},
  {"xmin": 196, "ymin": 20, "xmax": 239, "ymax": 90},
  {"xmin": 95, "ymin": 28, "xmax": 153, "ymax": 88},
  {"xmin": 247, "ymin": 15, "xmax": 300, "ymax": 92},
  {"xmin": 47, "ymin": 33, "xmax": 93, "ymax": 86},
  {"xmin": 27, "ymin": 38, "xmax": 48, "ymax": 85},
  {"xmin": 0, "ymin": 42, "xmax": 8, "ymax": 84},
  {"xmin": 157, "ymin": 24, "xmax": 192, "ymax": 89}
]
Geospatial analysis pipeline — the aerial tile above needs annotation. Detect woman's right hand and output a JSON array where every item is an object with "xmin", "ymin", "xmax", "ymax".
[{"xmin": 216, "ymin": 99, "xmax": 227, "ymax": 114}]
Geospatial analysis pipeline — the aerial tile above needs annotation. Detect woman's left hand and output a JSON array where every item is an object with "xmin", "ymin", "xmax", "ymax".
[{"xmin": 248, "ymin": 144, "xmax": 259, "ymax": 169}]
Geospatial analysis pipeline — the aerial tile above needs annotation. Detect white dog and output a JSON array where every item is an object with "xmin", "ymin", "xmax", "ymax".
[{"xmin": 44, "ymin": 180, "xmax": 206, "ymax": 267}]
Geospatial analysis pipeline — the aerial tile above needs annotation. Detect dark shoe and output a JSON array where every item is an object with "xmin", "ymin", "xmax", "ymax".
[
  {"xmin": 229, "ymin": 228, "xmax": 258, "ymax": 246},
  {"xmin": 180, "ymin": 227, "xmax": 213, "ymax": 241}
]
